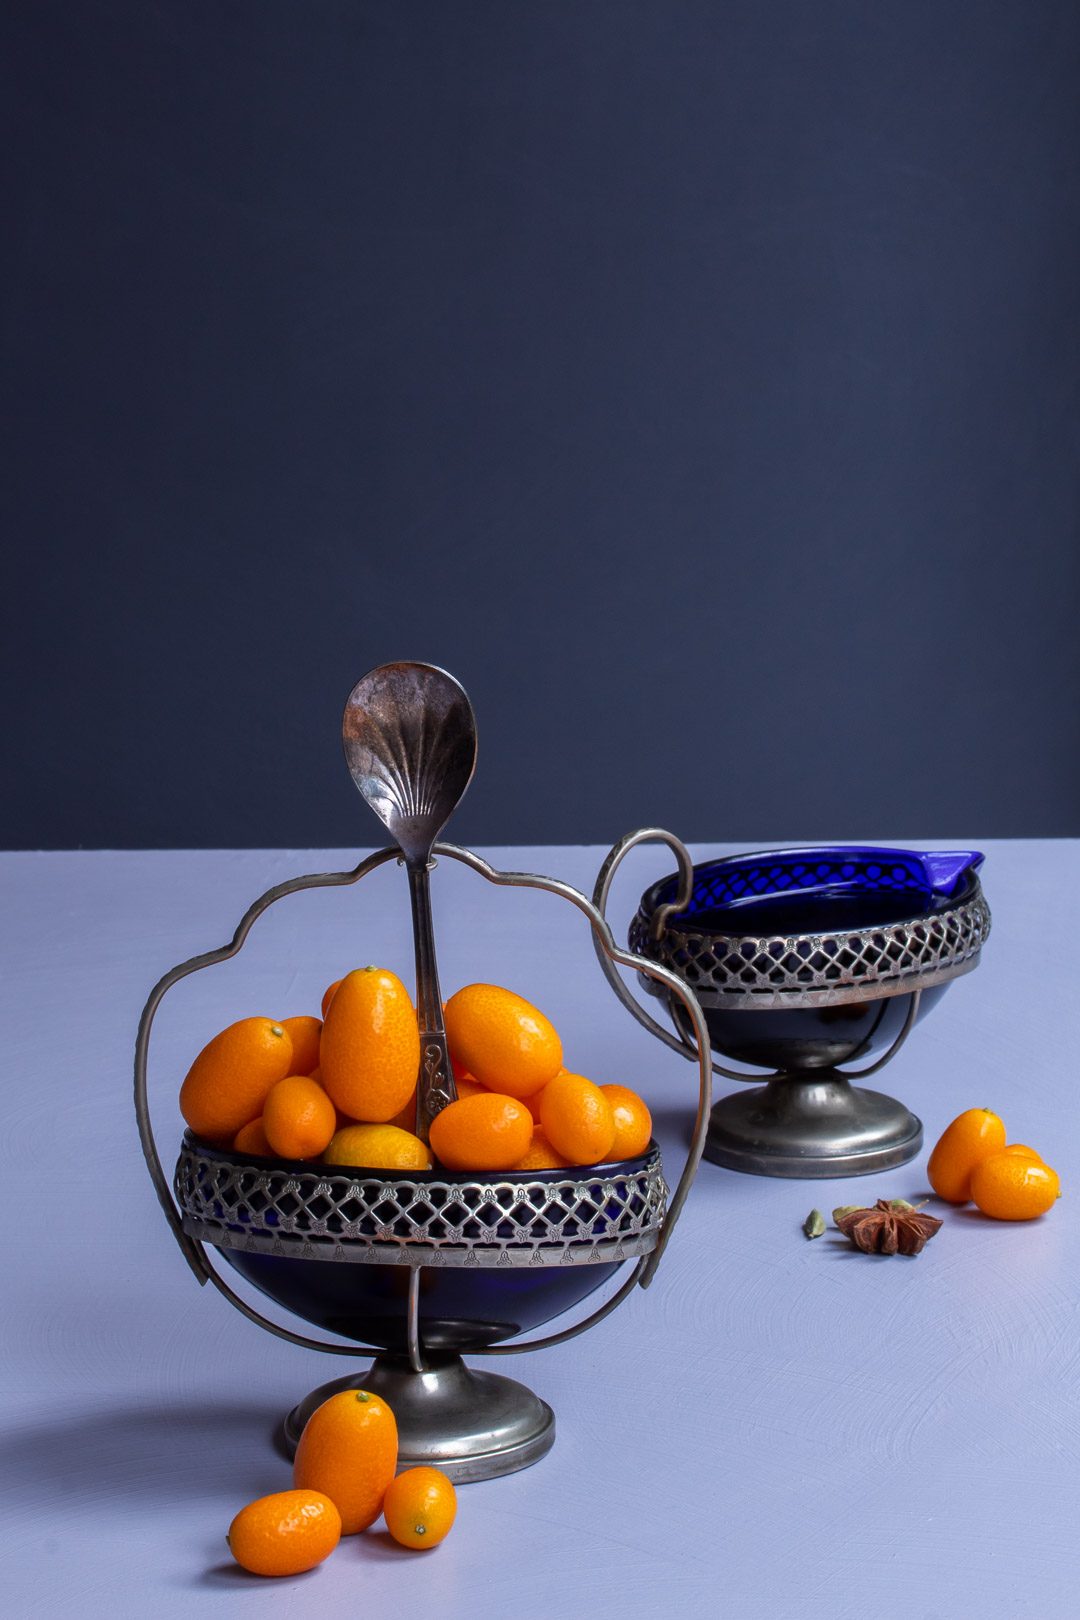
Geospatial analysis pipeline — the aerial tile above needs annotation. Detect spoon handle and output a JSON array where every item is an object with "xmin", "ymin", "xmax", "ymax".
[{"xmin": 406, "ymin": 861, "xmax": 458, "ymax": 1140}]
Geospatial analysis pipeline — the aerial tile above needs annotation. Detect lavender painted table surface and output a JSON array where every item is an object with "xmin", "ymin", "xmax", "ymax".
[{"xmin": 3, "ymin": 843, "xmax": 1077, "ymax": 1619}]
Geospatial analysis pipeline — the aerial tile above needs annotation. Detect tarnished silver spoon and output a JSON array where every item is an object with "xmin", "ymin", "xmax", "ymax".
[{"xmin": 342, "ymin": 662, "xmax": 478, "ymax": 1140}]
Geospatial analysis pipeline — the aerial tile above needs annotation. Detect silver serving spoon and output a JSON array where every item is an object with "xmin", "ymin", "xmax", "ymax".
[{"xmin": 342, "ymin": 662, "xmax": 478, "ymax": 1140}]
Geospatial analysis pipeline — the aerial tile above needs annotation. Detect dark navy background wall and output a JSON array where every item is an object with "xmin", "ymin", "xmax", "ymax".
[{"xmin": 5, "ymin": 1, "xmax": 1079, "ymax": 848}]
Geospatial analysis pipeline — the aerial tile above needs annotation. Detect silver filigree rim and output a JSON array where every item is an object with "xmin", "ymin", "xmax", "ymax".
[
  {"xmin": 630, "ymin": 883, "xmax": 991, "ymax": 1009},
  {"xmin": 174, "ymin": 1136, "xmax": 668, "ymax": 1270}
]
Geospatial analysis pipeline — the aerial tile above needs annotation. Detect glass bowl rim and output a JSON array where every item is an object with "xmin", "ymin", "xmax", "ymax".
[{"xmin": 638, "ymin": 843, "xmax": 984, "ymax": 937}]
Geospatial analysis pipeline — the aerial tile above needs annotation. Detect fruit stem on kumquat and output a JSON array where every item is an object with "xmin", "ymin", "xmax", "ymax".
[{"xmin": 382, "ymin": 1467, "xmax": 458, "ymax": 1550}]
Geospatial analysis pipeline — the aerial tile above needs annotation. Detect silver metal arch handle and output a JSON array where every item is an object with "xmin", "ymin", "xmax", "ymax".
[
  {"xmin": 834, "ymin": 987, "xmax": 923, "ymax": 1079},
  {"xmin": 134, "ymin": 846, "xmax": 404, "ymax": 1289},
  {"xmin": 134, "ymin": 835, "xmax": 714, "ymax": 1357},
  {"xmin": 590, "ymin": 828, "xmax": 697, "ymax": 1058},
  {"xmin": 591, "ymin": 829, "xmax": 776, "ymax": 1087},
  {"xmin": 434, "ymin": 839, "xmax": 714, "ymax": 1291}
]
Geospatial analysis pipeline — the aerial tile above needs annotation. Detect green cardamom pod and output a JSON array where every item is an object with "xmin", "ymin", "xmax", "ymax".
[
  {"xmin": 803, "ymin": 1208, "xmax": 826, "ymax": 1239},
  {"xmin": 887, "ymin": 1199, "xmax": 915, "ymax": 1211},
  {"xmin": 832, "ymin": 1205, "xmax": 864, "ymax": 1224}
]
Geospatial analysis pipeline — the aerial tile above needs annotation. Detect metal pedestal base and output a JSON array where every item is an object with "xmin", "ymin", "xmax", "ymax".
[
  {"xmin": 705, "ymin": 1073, "xmax": 923, "ymax": 1179},
  {"xmin": 282, "ymin": 1353, "xmax": 556, "ymax": 1484}
]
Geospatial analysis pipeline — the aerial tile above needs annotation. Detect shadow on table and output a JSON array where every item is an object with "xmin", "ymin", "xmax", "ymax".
[
  {"xmin": 197, "ymin": 1560, "xmax": 323, "ymax": 1588},
  {"xmin": 0, "ymin": 1400, "xmax": 282, "ymax": 1514},
  {"xmin": 194, "ymin": 1534, "xmax": 416, "ymax": 1589},
  {"xmin": 196, "ymin": 1530, "xmax": 416, "ymax": 1587}
]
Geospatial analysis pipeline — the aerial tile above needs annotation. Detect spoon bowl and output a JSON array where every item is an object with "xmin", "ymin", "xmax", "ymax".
[{"xmin": 342, "ymin": 662, "xmax": 477, "ymax": 866}]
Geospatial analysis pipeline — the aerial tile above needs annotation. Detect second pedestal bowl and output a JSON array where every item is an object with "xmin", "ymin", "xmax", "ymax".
[{"xmin": 625, "ymin": 846, "xmax": 991, "ymax": 1178}]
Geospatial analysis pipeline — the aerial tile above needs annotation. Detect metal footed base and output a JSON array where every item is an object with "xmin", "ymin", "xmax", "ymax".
[
  {"xmin": 705, "ymin": 1074, "xmax": 923, "ymax": 1179},
  {"xmin": 282, "ymin": 1354, "xmax": 556, "ymax": 1484}
]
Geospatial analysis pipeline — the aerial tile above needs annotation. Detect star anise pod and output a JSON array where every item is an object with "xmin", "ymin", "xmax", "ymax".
[{"xmin": 834, "ymin": 1198, "xmax": 943, "ymax": 1256}]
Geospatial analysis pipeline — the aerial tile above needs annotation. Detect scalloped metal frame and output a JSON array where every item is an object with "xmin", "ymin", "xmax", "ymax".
[{"xmin": 134, "ymin": 832, "xmax": 711, "ymax": 1364}]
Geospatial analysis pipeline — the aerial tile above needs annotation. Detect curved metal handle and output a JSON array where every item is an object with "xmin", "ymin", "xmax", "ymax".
[
  {"xmin": 136, "ymin": 844, "xmax": 435, "ymax": 1355},
  {"xmin": 590, "ymin": 829, "xmax": 697, "ymax": 1058},
  {"xmin": 591, "ymin": 830, "xmax": 774, "ymax": 1087},
  {"xmin": 134, "ymin": 848, "xmax": 400, "ymax": 1290},
  {"xmin": 834, "ymin": 987, "xmax": 923, "ymax": 1079},
  {"xmin": 473, "ymin": 1260, "xmax": 647, "ymax": 1358},
  {"xmin": 432, "ymin": 836, "xmax": 713, "ymax": 1292},
  {"xmin": 201, "ymin": 1244, "xmax": 387, "ymax": 1359},
  {"xmin": 135, "ymin": 834, "xmax": 714, "ymax": 1356}
]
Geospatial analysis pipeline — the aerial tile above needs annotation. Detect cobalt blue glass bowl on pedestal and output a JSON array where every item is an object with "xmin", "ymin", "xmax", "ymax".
[
  {"xmin": 135, "ymin": 663, "xmax": 715, "ymax": 1485},
  {"xmin": 137, "ymin": 825, "xmax": 713, "ymax": 1487},
  {"xmin": 628, "ymin": 846, "xmax": 991, "ymax": 1178},
  {"xmin": 171, "ymin": 1129, "xmax": 670, "ymax": 1480},
  {"xmin": 174, "ymin": 1135, "xmax": 657, "ymax": 1354}
]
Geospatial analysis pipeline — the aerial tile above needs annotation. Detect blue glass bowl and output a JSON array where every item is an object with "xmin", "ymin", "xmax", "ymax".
[
  {"xmin": 218, "ymin": 1246, "xmax": 621, "ymax": 1354},
  {"xmin": 176, "ymin": 1136, "xmax": 661, "ymax": 1354},
  {"xmin": 631, "ymin": 845, "xmax": 988, "ymax": 1073}
]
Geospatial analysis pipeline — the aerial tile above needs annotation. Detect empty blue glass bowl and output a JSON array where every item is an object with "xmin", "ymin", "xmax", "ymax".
[{"xmin": 630, "ymin": 845, "xmax": 989, "ymax": 1073}]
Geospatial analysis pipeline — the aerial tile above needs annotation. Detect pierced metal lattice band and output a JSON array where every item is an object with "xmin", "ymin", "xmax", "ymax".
[
  {"xmin": 175, "ymin": 1138, "xmax": 668, "ymax": 1270},
  {"xmin": 630, "ymin": 886, "xmax": 991, "ymax": 1010}
]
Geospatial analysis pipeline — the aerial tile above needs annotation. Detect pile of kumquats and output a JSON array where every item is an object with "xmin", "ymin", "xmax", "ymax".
[
  {"xmin": 179, "ymin": 969, "xmax": 653, "ymax": 1174},
  {"xmin": 229, "ymin": 1388, "xmax": 453, "ymax": 1576},
  {"xmin": 180, "ymin": 971, "xmax": 655, "ymax": 1574},
  {"xmin": 927, "ymin": 1106, "xmax": 1060, "ymax": 1220}
]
